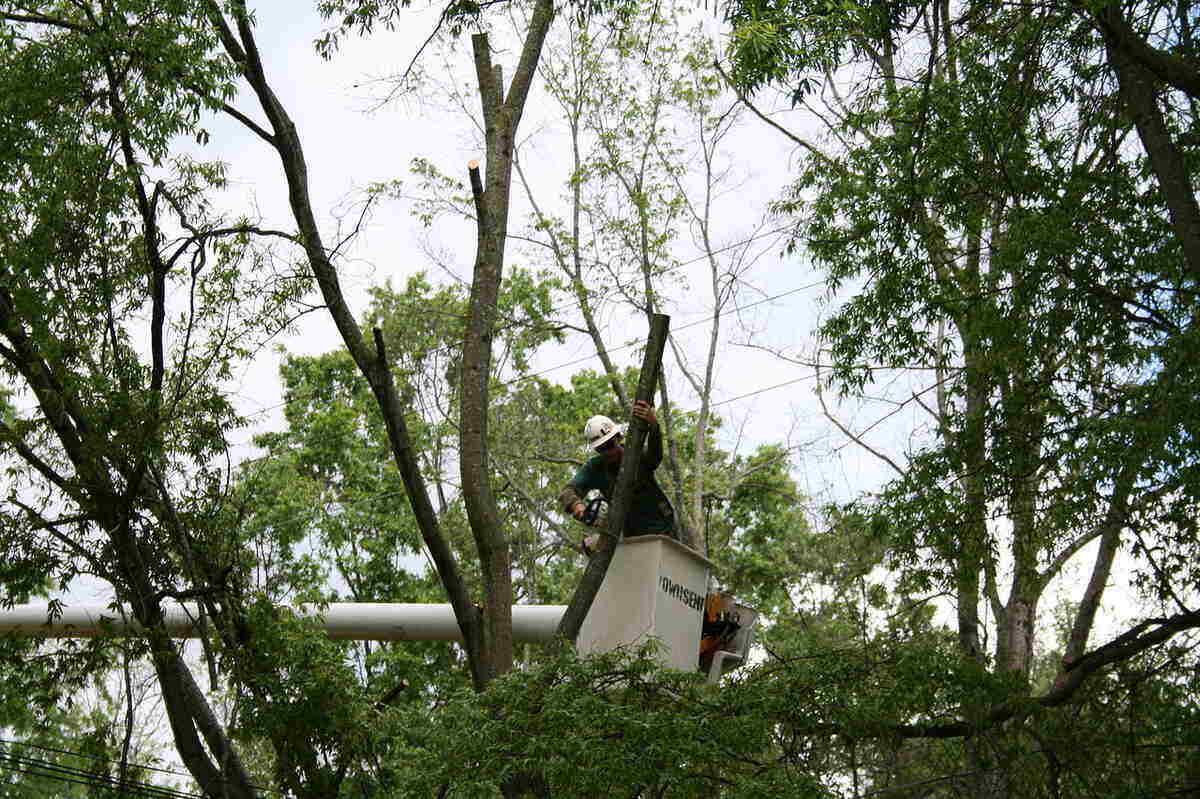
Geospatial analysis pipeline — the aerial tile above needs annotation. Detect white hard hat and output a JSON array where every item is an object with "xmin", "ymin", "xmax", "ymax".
[{"xmin": 583, "ymin": 414, "xmax": 624, "ymax": 450}]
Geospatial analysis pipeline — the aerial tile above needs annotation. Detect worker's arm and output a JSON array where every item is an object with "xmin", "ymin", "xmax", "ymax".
[
  {"xmin": 559, "ymin": 483, "xmax": 586, "ymax": 520},
  {"xmin": 632, "ymin": 400, "xmax": 663, "ymax": 471},
  {"xmin": 644, "ymin": 421, "xmax": 663, "ymax": 471}
]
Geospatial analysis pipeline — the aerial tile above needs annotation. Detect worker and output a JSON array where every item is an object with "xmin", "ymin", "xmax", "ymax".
[{"xmin": 559, "ymin": 400, "xmax": 677, "ymax": 554}]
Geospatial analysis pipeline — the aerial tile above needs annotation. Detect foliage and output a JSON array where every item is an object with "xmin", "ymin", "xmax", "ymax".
[
  {"xmin": 0, "ymin": 0, "xmax": 300, "ymax": 607},
  {"xmin": 0, "ymin": 3, "xmax": 308, "ymax": 796},
  {"xmin": 381, "ymin": 645, "xmax": 820, "ymax": 799},
  {"xmin": 215, "ymin": 271, "xmax": 567, "ymax": 790},
  {"xmin": 227, "ymin": 262, "xmax": 827, "ymax": 793},
  {"xmin": 366, "ymin": 626, "xmax": 1200, "ymax": 798},
  {"xmin": 315, "ymin": 0, "xmax": 483, "ymax": 58},
  {"xmin": 720, "ymin": 0, "xmax": 1200, "ymax": 793}
]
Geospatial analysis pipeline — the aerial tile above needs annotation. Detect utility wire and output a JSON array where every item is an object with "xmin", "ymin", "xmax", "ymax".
[
  {"xmin": 231, "ymin": 225, "xmax": 804, "ymax": 423},
  {"xmin": 499, "ymin": 280, "xmax": 821, "ymax": 390},
  {"xmin": 354, "ymin": 222, "xmax": 792, "ymax": 329},
  {"xmin": 0, "ymin": 735, "xmax": 283, "ymax": 795},
  {"xmin": 0, "ymin": 737, "xmax": 287, "ymax": 797},
  {"xmin": 29, "ymin": 251, "xmax": 820, "ymax": 586},
  {"xmin": 222, "ymin": 375, "xmax": 818, "ymax": 544},
  {"xmin": 511, "ymin": 223, "xmax": 794, "ymax": 323},
  {"xmin": 708, "ymin": 375, "xmax": 813, "ymax": 409},
  {"xmin": 24, "ymin": 274, "xmax": 820, "ymax": 576},
  {"xmin": 0, "ymin": 746, "xmax": 203, "ymax": 799},
  {"xmin": 230, "ymin": 276, "xmax": 821, "ymax": 445},
  {"xmin": 0, "ymin": 736, "xmax": 196, "ymax": 782}
]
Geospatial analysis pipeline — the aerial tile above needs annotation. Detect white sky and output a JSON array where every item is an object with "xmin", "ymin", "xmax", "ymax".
[{"xmin": 189, "ymin": 0, "xmax": 904, "ymax": 509}]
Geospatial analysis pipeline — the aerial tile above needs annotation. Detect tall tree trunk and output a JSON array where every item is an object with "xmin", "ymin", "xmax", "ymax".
[
  {"xmin": 997, "ymin": 367, "xmax": 1045, "ymax": 677},
  {"xmin": 205, "ymin": 1, "xmax": 489, "ymax": 686},
  {"xmin": 956, "ymin": 341, "xmax": 987, "ymax": 664},
  {"xmin": 459, "ymin": 0, "xmax": 555, "ymax": 685}
]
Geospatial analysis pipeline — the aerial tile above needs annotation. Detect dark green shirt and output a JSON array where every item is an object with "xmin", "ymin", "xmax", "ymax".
[{"xmin": 560, "ymin": 425, "xmax": 675, "ymax": 536}]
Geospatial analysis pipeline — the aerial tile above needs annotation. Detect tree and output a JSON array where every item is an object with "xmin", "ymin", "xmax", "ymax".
[
  {"xmin": 234, "ymin": 271, "xmax": 570, "ymax": 690},
  {"xmin": 3, "ymin": 2, "xmax": 706, "ymax": 794},
  {"xmin": 0, "ymin": 0, "xmax": 561, "ymax": 793},
  {"xmin": 0, "ymin": 3, "xmax": 305, "ymax": 794},
  {"xmin": 1, "ymin": 1, "xmax": 841, "ymax": 796},
  {"xmin": 206, "ymin": 2, "xmax": 581, "ymax": 789},
  {"xmin": 457, "ymin": 5, "xmax": 556, "ymax": 686},
  {"xmin": 528, "ymin": 0, "xmax": 803, "ymax": 555},
  {"xmin": 720, "ymin": 0, "xmax": 1200, "ymax": 793}
]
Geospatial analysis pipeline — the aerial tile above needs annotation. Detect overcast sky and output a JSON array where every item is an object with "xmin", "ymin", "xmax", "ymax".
[{"xmin": 182, "ymin": 0, "xmax": 916, "ymax": 511}]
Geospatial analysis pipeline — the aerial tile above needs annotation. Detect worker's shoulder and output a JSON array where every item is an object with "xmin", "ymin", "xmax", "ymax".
[{"xmin": 572, "ymin": 454, "xmax": 607, "ymax": 481}]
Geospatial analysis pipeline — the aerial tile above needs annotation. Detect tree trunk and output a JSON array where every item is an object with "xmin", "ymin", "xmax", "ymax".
[
  {"xmin": 1102, "ymin": 8, "xmax": 1200, "ymax": 283},
  {"xmin": 459, "ymin": 0, "xmax": 555, "ymax": 685},
  {"xmin": 205, "ymin": 1, "xmax": 489, "ymax": 687},
  {"xmin": 952, "ymin": 304, "xmax": 987, "ymax": 663}
]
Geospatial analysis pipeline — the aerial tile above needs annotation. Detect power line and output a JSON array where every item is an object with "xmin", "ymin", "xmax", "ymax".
[
  {"xmin": 216, "ymin": 371, "xmax": 817, "ymax": 566},
  {"xmin": 0, "ymin": 729, "xmax": 290, "ymax": 791},
  {"xmin": 30, "ymin": 258, "xmax": 819, "ymax": 558},
  {"xmin": 522, "ymin": 223, "xmax": 794, "ymax": 324},
  {"xmin": 0, "ymin": 736, "xmax": 286, "ymax": 797},
  {"xmin": 223, "ymin": 375, "xmax": 817, "ymax": 541},
  {"xmin": 0, "ymin": 746, "xmax": 204, "ymax": 799},
  {"xmin": 231, "ymin": 225, "xmax": 803, "ymax": 425},
  {"xmin": 498, "ymin": 279, "xmax": 822, "ymax": 390},
  {"xmin": 228, "ymin": 275, "xmax": 821, "ymax": 454},
  {"xmin": 11, "ymin": 264, "xmax": 818, "ymax": 570},
  {"xmin": 0, "ymin": 736, "xmax": 195, "ymax": 783},
  {"xmin": 708, "ymin": 375, "xmax": 813, "ymax": 409}
]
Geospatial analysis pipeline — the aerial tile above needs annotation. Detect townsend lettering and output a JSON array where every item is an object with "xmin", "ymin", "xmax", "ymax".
[{"xmin": 659, "ymin": 576, "xmax": 704, "ymax": 612}]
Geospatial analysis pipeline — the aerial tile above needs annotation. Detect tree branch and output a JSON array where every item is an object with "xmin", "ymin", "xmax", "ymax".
[
  {"xmin": 1101, "ymin": 10, "xmax": 1200, "ymax": 282},
  {"xmin": 211, "ymin": 0, "xmax": 484, "ymax": 687},
  {"xmin": 1089, "ymin": 2, "xmax": 1200, "ymax": 99},
  {"xmin": 815, "ymin": 372, "xmax": 905, "ymax": 477}
]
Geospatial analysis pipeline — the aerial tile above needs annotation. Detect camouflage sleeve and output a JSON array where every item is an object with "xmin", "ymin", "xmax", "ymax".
[{"xmin": 559, "ymin": 483, "xmax": 584, "ymax": 515}]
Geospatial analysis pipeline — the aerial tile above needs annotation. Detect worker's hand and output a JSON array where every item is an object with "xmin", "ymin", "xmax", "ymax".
[
  {"xmin": 571, "ymin": 502, "xmax": 586, "ymax": 520},
  {"xmin": 632, "ymin": 400, "xmax": 657, "ymax": 426}
]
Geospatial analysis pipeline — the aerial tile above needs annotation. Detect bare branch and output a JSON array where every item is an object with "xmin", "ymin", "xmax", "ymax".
[
  {"xmin": 815, "ymin": 371, "xmax": 905, "ymax": 477},
  {"xmin": 1, "ymin": 11, "xmax": 88, "ymax": 31}
]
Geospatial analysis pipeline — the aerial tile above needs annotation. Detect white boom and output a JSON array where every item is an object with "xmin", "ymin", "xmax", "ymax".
[
  {"xmin": 0, "ymin": 538, "xmax": 755, "ymax": 682},
  {"xmin": 0, "ymin": 603, "xmax": 568, "ymax": 643}
]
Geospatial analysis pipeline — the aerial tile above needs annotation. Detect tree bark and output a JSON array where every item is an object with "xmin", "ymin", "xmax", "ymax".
[{"xmin": 996, "ymin": 365, "xmax": 1045, "ymax": 677}]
